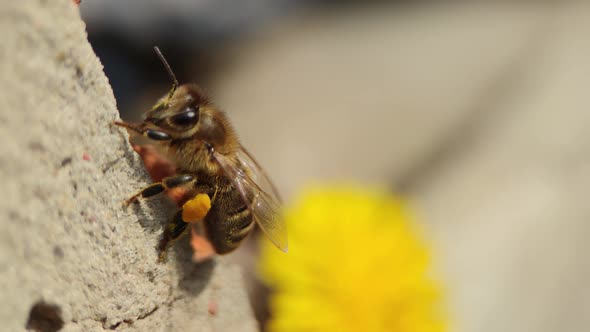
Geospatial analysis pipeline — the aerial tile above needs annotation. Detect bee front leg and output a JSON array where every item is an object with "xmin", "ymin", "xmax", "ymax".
[
  {"xmin": 125, "ymin": 174, "xmax": 195, "ymax": 206},
  {"xmin": 113, "ymin": 121, "xmax": 171, "ymax": 141}
]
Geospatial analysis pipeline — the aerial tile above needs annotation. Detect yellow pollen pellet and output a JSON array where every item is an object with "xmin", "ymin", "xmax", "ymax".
[{"xmin": 182, "ymin": 194, "xmax": 211, "ymax": 223}]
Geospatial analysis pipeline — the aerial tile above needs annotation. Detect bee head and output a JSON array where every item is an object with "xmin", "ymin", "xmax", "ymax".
[
  {"xmin": 135, "ymin": 48, "xmax": 239, "ymax": 174},
  {"xmin": 145, "ymin": 84, "xmax": 204, "ymax": 133},
  {"xmin": 144, "ymin": 83, "xmax": 237, "ymax": 151}
]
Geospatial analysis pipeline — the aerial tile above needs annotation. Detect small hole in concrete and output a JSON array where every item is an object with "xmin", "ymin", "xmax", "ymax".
[
  {"xmin": 53, "ymin": 246, "xmax": 64, "ymax": 259},
  {"xmin": 26, "ymin": 301, "xmax": 64, "ymax": 332},
  {"xmin": 60, "ymin": 157, "xmax": 72, "ymax": 168},
  {"xmin": 109, "ymin": 322, "xmax": 121, "ymax": 330}
]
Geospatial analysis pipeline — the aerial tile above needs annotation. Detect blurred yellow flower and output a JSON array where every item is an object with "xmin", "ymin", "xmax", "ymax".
[{"xmin": 259, "ymin": 185, "xmax": 447, "ymax": 332}]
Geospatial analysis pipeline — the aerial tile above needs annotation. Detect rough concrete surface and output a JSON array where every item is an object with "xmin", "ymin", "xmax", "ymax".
[{"xmin": 0, "ymin": 1, "xmax": 257, "ymax": 331}]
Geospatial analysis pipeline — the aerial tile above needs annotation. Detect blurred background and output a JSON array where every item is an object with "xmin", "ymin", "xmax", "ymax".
[{"xmin": 82, "ymin": 1, "xmax": 590, "ymax": 331}]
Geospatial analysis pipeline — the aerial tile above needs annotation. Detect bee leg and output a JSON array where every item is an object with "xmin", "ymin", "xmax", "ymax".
[
  {"xmin": 158, "ymin": 194, "xmax": 212, "ymax": 262},
  {"xmin": 157, "ymin": 210, "xmax": 189, "ymax": 262},
  {"xmin": 113, "ymin": 121, "xmax": 171, "ymax": 141},
  {"xmin": 125, "ymin": 174, "xmax": 195, "ymax": 206}
]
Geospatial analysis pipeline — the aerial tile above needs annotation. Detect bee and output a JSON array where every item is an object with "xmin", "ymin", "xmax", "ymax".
[{"xmin": 114, "ymin": 47, "xmax": 287, "ymax": 260}]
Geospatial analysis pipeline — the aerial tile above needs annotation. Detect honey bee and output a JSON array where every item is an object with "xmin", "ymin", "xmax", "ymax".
[{"xmin": 114, "ymin": 47, "xmax": 287, "ymax": 260}]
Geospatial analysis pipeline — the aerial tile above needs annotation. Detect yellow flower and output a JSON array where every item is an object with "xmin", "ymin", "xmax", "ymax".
[{"xmin": 259, "ymin": 185, "xmax": 447, "ymax": 332}]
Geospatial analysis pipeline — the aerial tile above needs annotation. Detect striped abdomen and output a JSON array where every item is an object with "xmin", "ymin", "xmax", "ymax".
[{"xmin": 204, "ymin": 183, "xmax": 254, "ymax": 254}]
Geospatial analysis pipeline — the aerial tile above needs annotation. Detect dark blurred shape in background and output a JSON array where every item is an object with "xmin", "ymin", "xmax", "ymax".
[
  {"xmin": 81, "ymin": 0, "xmax": 288, "ymax": 118},
  {"xmin": 83, "ymin": 0, "xmax": 303, "ymax": 117},
  {"xmin": 82, "ymin": 0, "xmax": 407, "ymax": 118}
]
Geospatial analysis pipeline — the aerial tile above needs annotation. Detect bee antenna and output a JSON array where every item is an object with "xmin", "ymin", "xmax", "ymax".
[{"xmin": 153, "ymin": 46, "xmax": 179, "ymax": 95}]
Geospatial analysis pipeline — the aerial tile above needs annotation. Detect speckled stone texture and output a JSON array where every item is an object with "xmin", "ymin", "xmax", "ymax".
[{"xmin": 0, "ymin": 1, "xmax": 257, "ymax": 331}]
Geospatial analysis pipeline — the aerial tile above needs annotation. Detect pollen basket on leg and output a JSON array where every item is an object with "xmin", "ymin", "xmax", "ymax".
[{"xmin": 182, "ymin": 193, "xmax": 212, "ymax": 223}]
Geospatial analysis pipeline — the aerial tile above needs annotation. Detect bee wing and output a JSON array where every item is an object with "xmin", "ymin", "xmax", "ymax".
[
  {"xmin": 237, "ymin": 146, "xmax": 283, "ymax": 203},
  {"xmin": 211, "ymin": 147, "xmax": 288, "ymax": 252}
]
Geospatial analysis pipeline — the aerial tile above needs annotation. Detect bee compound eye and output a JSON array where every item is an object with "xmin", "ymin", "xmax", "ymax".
[{"xmin": 170, "ymin": 105, "xmax": 199, "ymax": 127}]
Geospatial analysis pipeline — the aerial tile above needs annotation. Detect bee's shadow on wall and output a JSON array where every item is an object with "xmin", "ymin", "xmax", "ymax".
[
  {"xmin": 169, "ymin": 235, "xmax": 216, "ymax": 294},
  {"xmin": 131, "ymin": 197, "xmax": 175, "ymax": 233}
]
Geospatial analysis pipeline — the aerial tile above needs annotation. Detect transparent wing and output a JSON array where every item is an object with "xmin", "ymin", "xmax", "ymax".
[
  {"xmin": 237, "ymin": 147, "xmax": 283, "ymax": 204},
  {"xmin": 212, "ymin": 147, "xmax": 288, "ymax": 252}
]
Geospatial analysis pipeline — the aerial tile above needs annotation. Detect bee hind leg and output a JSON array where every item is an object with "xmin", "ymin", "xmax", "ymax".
[
  {"xmin": 157, "ymin": 210, "xmax": 189, "ymax": 262},
  {"xmin": 156, "ymin": 194, "xmax": 212, "ymax": 262}
]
